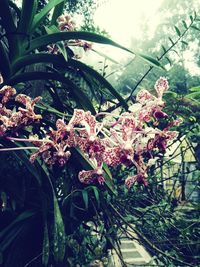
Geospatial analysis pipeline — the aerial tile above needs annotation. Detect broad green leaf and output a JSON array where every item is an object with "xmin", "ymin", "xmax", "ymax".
[
  {"xmin": 174, "ymin": 26, "xmax": 181, "ymax": 37},
  {"xmin": 42, "ymin": 221, "xmax": 50, "ymax": 266},
  {"xmin": 82, "ymin": 190, "xmax": 89, "ymax": 209},
  {"xmin": 53, "ymin": 195, "xmax": 66, "ymax": 262},
  {"xmin": 31, "ymin": 0, "xmax": 65, "ymax": 32},
  {"xmin": 18, "ymin": 0, "xmax": 38, "ymax": 35},
  {"xmin": 23, "ymin": 32, "xmax": 135, "ymax": 56},
  {"xmin": 8, "ymin": 71, "xmax": 96, "ymax": 113},
  {"xmin": 51, "ymin": 1, "xmax": 66, "ymax": 25},
  {"xmin": 11, "ymin": 54, "xmax": 128, "ymax": 110},
  {"xmin": 139, "ymin": 54, "xmax": 165, "ymax": 69}
]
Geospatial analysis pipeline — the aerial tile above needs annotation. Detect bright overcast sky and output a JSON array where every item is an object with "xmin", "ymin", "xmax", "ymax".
[{"xmin": 94, "ymin": 0, "xmax": 164, "ymax": 45}]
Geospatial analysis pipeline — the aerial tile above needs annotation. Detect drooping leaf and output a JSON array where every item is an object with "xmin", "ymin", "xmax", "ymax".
[
  {"xmin": 7, "ymin": 71, "xmax": 96, "ymax": 113},
  {"xmin": 11, "ymin": 54, "xmax": 128, "ymax": 110},
  {"xmin": 23, "ymin": 31, "xmax": 135, "ymax": 56}
]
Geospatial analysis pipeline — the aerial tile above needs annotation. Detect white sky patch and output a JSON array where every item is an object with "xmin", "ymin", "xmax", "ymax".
[{"xmin": 94, "ymin": 0, "xmax": 164, "ymax": 45}]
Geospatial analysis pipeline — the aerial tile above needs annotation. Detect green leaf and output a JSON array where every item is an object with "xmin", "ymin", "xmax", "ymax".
[
  {"xmin": 53, "ymin": 195, "xmax": 66, "ymax": 262},
  {"xmin": 11, "ymin": 54, "xmax": 128, "ymax": 110},
  {"xmin": 0, "ymin": 210, "xmax": 35, "ymax": 240},
  {"xmin": 18, "ymin": 0, "xmax": 38, "ymax": 35},
  {"xmin": 8, "ymin": 71, "xmax": 96, "ymax": 113},
  {"xmin": 191, "ymin": 25, "xmax": 200, "ymax": 31},
  {"xmin": 82, "ymin": 190, "xmax": 89, "ymax": 209},
  {"xmin": 103, "ymin": 163, "xmax": 117, "ymax": 195},
  {"xmin": 189, "ymin": 86, "xmax": 200, "ymax": 92},
  {"xmin": 182, "ymin": 20, "xmax": 188, "ymax": 29},
  {"xmin": 161, "ymin": 45, "xmax": 167, "ymax": 54},
  {"xmin": 23, "ymin": 31, "xmax": 135, "ymax": 56},
  {"xmin": 187, "ymin": 92, "xmax": 200, "ymax": 101},
  {"xmin": 181, "ymin": 40, "xmax": 188, "ymax": 46},
  {"xmin": 190, "ymin": 15, "xmax": 194, "ymax": 22},
  {"xmin": 0, "ymin": 41, "xmax": 11, "ymax": 80},
  {"xmin": 68, "ymin": 59, "xmax": 129, "ymax": 110},
  {"xmin": 174, "ymin": 26, "xmax": 181, "ymax": 37},
  {"xmin": 51, "ymin": 1, "xmax": 66, "ymax": 25},
  {"xmin": 12, "ymin": 149, "xmax": 42, "ymax": 185},
  {"xmin": 168, "ymin": 37, "xmax": 175, "ymax": 46},
  {"xmin": 89, "ymin": 186, "xmax": 100, "ymax": 207},
  {"xmin": 42, "ymin": 221, "xmax": 50, "ymax": 266},
  {"xmin": 165, "ymin": 56, "xmax": 172, "ymax": 66},
  {"xmin": 45, "ymin": 25, "xmax": 68, "ymax": 61},
  {"xmin": 31, "ymin": 0, "xmax": 65, "ymax": 32},
  {"xmin": 139, "ymin": 54, "xmax": 165, "ymax": 69},
  {"xmin": 0, "ymin": 0, "xmax": 18, "ymax": 60},
  {"xmin": 73, "ymin": 148, "xmax": 116, "ymax": 194}
]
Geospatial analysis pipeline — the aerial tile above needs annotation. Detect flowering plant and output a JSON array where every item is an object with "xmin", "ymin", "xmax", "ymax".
[{"xmin": 0, "ymin": 77, "xmax": 181, "ymax": 189}]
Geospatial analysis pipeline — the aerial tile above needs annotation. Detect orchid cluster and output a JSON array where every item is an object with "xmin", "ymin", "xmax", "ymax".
[
  {"xmin": 0, "ymin": 78, "xmax": 181, "ymax": 188},
  {"xmin": 47, "ymin": 14, "xmax": 92, "ymax": 56},
  {"xmin": 0, "ymin": 86, "xmax": 42, "ymax": 136}
]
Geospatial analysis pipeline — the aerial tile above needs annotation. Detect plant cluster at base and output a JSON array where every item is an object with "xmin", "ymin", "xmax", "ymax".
[{"xmin": 0, "ymin": 77, "xmax": 182, "ymax": 188}]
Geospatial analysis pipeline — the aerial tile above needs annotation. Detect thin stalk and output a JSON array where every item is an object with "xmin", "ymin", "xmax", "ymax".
[{"xmin": 0, "ymin": 147, "xmax": 38, "ymax": 152}]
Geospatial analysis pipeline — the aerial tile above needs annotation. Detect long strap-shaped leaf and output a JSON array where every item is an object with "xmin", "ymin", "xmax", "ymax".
[
  {"xmin": 12, "ymin": 54, "xmax": 128, "ymax": 109},
  {"xmin": 31, "ymin": 0, "xmax": 65, "ymax": 33},
  {"xmin": 18, "ymin": 0, "xmax": 38, "ymax": 35},
  {"xmin": 0, "ymin": 0, "xmax": 18, "ymax": 60},
  {"xmin": 23, "ymin": 31, "xmax": 135, "ymax": 55},
  {"xmin": 8, "ymin": 71, "xmax": 96, "ymax": 113},
  {"xmin": 0, "ymin": 41, "xmax": 11, "ymax": 80}
]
